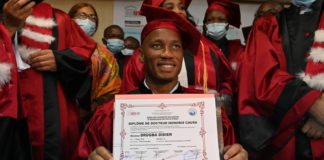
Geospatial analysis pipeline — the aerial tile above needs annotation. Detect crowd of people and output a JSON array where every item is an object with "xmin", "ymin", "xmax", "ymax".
[{"xmin": 0, "ymin": 0, "xmax": 323, "ymax": 159}]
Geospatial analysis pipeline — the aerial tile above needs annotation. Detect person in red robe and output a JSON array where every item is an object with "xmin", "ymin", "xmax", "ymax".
[
  {"xmin": 0, "ymin": 17, "xmax": 33, "ymax": 160},
  {"xmin": 203, "ymin": 0, "xmax": 244, "ymax": 72},
  {"xmin": 3, "ymin": 0, "xmax": 96, "ymax": 160},
  {"xmin": 68, "ymin": 2, "xmax": 122, "ymax": 128},
  {"xmin": 78, "ymin": 5, "xmax": 247, "ymax": 160},
  {"xmin": 122, "ymin": 0, "xmax": 234, "ymax": 97},
  {"xmin": 237, "ymin": 0, "xmax": 324, "ymax": 159},
  {"xmin": 1, "ymin": 1, "xmax": 34, "ymax": 159},
  {"xmin": 202, "ymin": 0, "xmax": 244, "ymax": 126},
  {"xmin": 242, "ymin": 1, "xmax": 283, "ymax": 43},
  {"xmin": 0, "ymin": 23, "xmax": 19, "ymax": 159},
  {"xmin": 0, "ymin": 8, "xmax": 19, "ymax": 135}
]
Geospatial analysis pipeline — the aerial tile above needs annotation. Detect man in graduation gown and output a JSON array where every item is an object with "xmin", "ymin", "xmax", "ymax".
[
  {"xmin": 3, "ymin": 0, "xmax": 96, "ymax": 160},
  {"xmin": 1, "ymin": 1, "xmax": 34, "ymax": 159},
  {"xmin": 0, "ymin": 22, "xmax": 18, "ymax": 155},
  {"xmin": 0, "ymin": 18, "xmax": 32, "ymax": 160},
  {"xmin": 78, "ymin": 4, "xmax": 247, "ymax": 160},
  {"xmin": 237, "ymin": 0, "xmax": 324, "ymax": 159},
  {"xmin": 242, "ymin": 1, "xmax": 283, "ymax": 43},
  {"xmin": 122, "ymin": 0, "xmax": 234, "ymax": 97}
]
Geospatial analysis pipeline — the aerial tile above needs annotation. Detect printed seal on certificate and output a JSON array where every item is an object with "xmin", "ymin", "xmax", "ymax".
[{"xmin": 113, "ymin": 94, "xmax": 224, "ymax": 160}]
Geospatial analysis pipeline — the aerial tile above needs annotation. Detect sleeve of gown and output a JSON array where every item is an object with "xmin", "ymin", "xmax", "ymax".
[
  {"xmin": 77, "ymin": 100, "xmax": 114, "ymax": 160},
  {"xmin": 52, "ymin": 10, "xmax": 96, "ymax": 97},
  {"xmin": 121, "ymin": 49, "xmax": 145, "ymax": 92},
  {"xmin": 0, "ymin": 23, "xmax": 18, "ymax": 119},
  {"xmin": 237, "ymin": 15, "xmax": 321, "ymax": 152},
  {"xmin": 221, "ymin": 107, "xmax": 236, "ymax": 146},
  {"xmin": 219, "ymin": 55, "xmax": 234, "ymax": 97},
  {"xmin": 210, "ymin": 41, "xmax": 234, "ymax": 97},
  {"xmin": 0, "ymin": 23, "xmax": 32, "ymax": 160}
]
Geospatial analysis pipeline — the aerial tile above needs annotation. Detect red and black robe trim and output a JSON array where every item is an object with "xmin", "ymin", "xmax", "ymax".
[
  {"xmin": 18, "ymin": 3, "xmax": 95, "ymax": 160},
  {"xmin": 238, "ymin": 1, "xmax": 324, "ymax": 159},
  {"xmin": 184, "ymin": 49, "xmax": 195, "ymax": 86},
  {"xmin": 43, "ymin": 9, "xmax": 62, "ymax": 160}
]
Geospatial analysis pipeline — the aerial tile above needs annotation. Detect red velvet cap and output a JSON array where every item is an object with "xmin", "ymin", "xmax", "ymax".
[
  {"xmin": 206, "ymin": 0, "xmax": 241, "ymax": 28},
  {"xmin": 142, "ymin": 0, "xmax": 192, "ymax": 9},
  {"xmin": 140, "ymin": 4, "xmax": 200, "ymax": 54}
]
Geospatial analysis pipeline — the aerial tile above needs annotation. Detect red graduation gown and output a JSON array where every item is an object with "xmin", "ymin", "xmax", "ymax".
[
  {"xmin": 237, "ymin": 7, "xmax": 324, "ymax": 159},
  {"xmin": 0, "ymin": 23, "xmax": 23, "ymax": 160},
  {"xmin": 0, "ymin": 23, "xmax": 18, "ymax": 119},
  {"xmin": 227, "ymin": 40, "xmax": 244, "ymax": 72},
  {"xmin": 122, "ymin": 36, "xmax": 234, "ymax": 95},
  {"xmin": 17, "ymin": 3, "xmax": 96, "ymax": 160},
  {"xmin": 114, "ymin": 52, "xmax": 131, "ymax": 78},
  {"xmin": 77, "ymin": 84, "xmax": 236, "ymax": 160}
]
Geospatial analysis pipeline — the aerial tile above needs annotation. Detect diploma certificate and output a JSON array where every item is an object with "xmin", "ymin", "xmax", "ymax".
[{"xmin": 113, "ymin": 94, "xmax": 221, "ymax": 160}]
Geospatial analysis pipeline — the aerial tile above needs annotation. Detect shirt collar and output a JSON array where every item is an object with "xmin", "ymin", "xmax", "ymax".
[{"xmin": 143, "ymin": 79, "xmax": 181, "ymax": 94}]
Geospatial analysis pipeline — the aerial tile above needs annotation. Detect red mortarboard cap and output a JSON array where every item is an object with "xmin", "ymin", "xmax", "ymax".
[
  {"xmin": 206, "ymin": 0, "xmax": 241, "ymax": 28},
  {"xmin": 142, "ymin": 0, "xmax": 192, "ymax": 9},
  {"xmin": 140, "ymin": 4, "xmax": 201, "ymax": 54}
]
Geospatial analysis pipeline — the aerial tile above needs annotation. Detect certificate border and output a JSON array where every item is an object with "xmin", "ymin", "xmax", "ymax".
[{"xmin": 118, "ymin": 102, "xmax": 208, "ymax": 160}]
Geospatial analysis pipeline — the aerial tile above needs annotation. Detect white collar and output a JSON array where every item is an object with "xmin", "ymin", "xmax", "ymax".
[
  {"xmin": 143, "ymin": 79, "xmax": 180, "ymax": 93},
  {"xmin": 300, "ymin": 7, "xmax": 313, "ymax": 14}
]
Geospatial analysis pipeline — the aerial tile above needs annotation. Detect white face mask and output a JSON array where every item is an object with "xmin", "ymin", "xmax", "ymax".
[
  {"xmin": 292, "ymin": 0, "xmax": 316, "ymax": 8},
  {"xmin": 75, "ymin": 18, "xmax": 96, "ymax": 36},
  {"xmin": 206, "ymin": 23, "xmax": 228, "ymax": 40},
  {"xmin": 121, "ymin": 48, "xmax": 134, "ymax": 56}
]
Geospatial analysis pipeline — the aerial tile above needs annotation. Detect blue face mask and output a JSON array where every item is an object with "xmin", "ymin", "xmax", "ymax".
[
  {"xmin": 206, "ymin": 23, "xmax": 228, "ymax": 40},
  {"xmin": 106, "ymin": 39, "xmax": 125, "ymax": 54},
  {"xmin": 75, "ymin": 18, "xmax": 96, "ymax": 36},
  {"xmin": 292, "ymin": 0, "xmax": 316, "ymax": 8}
]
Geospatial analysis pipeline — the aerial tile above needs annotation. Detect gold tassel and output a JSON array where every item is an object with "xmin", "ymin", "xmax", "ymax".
[{"xmin": 200, "ymin": 40, "xmax": 208, "ymax": 93}]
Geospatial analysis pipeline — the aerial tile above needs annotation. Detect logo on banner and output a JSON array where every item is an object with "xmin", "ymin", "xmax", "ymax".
[{"xmin": 125, "ymin": 6, "xmax": 138, "ymax": 17}]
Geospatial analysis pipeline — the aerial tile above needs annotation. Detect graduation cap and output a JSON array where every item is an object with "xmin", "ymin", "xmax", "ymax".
[
  {"xmin": 140, "ymin": 4, "xmax": 201, "ymax": 54},
  {"xmin": 142, "ymin": 0, "xmax": 192, "ymax": 9},
  {"xmin": 205, "ymin": 0, "xmax": 241, "ymax": 28}
]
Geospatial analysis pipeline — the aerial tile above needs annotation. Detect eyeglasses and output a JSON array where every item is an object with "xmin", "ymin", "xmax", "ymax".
[{"xmin": 76, "ymin": 12, "xmax": 97, "ymax": 22}]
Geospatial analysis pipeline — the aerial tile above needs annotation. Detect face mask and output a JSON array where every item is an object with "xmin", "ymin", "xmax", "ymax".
[
  {"xmin": 75, "ymin": 18, "xmax": 96, "ymax": 36},
  {"xmin": 121, "ymin": 48, "xmax": 134, "ymax": 56},
  {"xmin": 206, "ymin": 23, "xmax": 228, "ymax": 40},
  {"xmin": 292, "ymin": 0, "xmax": 316, "ymax": 8},
  {"xmin": 106, "ymin": 38, "xmax": 125, "ymax": 54}
]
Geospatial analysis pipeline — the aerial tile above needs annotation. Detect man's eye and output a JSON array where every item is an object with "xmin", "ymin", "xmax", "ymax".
[
  {"xmin": 152, "ymin": 44, "xmax": 162, "ymax": 49},
  {"xmin": 164, "ymin": 5, "xmax": 174, "ymax": 10},
  {"xmin": 173, "ymin": 44, "xmax": 182, "ymax": 49},
  {"xmin": 179, "ymin": 5, "xmax": 185, "ymax": 11}
]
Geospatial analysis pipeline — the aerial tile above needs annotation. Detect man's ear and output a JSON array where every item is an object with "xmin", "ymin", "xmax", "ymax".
[{"xmin": 139, "ymin": 48, "xmax": 144, "ymax": 63}]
